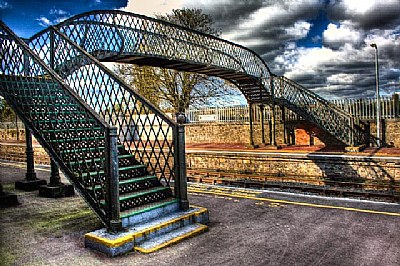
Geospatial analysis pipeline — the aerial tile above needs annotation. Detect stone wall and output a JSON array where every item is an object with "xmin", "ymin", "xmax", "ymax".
[
  {"xmin": 185, "ymin": 119, "xmax": 400, "ymax": 147},
  {"xmin": 186, "ymin": 150, "xmax": 400, "ymax": 185},
  {"xmin": 0, "ymin": 143, "xmax": 50, "ymax": 165}
]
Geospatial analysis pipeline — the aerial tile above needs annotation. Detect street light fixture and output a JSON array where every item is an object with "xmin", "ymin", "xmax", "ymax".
[{"xmin": 370, "ymin": 43, "xmax": 380, "ymax": 147}]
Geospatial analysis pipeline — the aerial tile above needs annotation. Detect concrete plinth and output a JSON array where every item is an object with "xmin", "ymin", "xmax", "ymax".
[
  {"xmin": 15, "ymin": 179, "xmax": 47, "ymax": 191},
  {"xmin": 85, "ymin": 205, "xmax": 209, "ymax": 256},
  {"xmin": 0, "ymin": 192, "xmax": 19, "ymax": 207},
  {"xmin": 39, "ymin": 184, "xmax": 75, "ymax": 198}
]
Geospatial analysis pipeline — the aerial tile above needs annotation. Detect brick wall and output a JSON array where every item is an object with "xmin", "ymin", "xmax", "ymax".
[{"xmin": 0, "ymin": 143, "xmax": 50, "ymax": 165}]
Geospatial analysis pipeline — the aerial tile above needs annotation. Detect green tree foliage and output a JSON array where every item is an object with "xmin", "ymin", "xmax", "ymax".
[
  {"xmin": 114, "ymin": 8, "xmax": 239, "ymax": 114},
  {"xmin": 0, "ymin": 98, "xmax": 16, "ymax": 122}
]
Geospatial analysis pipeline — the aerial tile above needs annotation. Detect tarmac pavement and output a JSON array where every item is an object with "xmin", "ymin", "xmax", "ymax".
[{"xmin": 1, "ymin": 160, "xmax": 400, "ymax": 266}]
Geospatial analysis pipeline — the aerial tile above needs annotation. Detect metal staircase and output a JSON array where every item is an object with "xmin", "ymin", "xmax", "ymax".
[{"xmin": 0, "ymin": 21, "xmax": 186, "ymax": 234}]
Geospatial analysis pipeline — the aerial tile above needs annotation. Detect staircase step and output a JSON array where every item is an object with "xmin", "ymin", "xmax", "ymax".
[
  {"xmin": 121, "ymin": 197, "xmax": 179, "ymax": 226},
  {"xmin": 36, "ymin": 118, "xmax": 95, "ymax": 123},
  {"xmin": 91, "ymin": 175, "xmax": 159, "ymax": 196},
  {"xmin": 49, "ymin": 136, "xmax": 104, "ymax": 143},
  {"xmin": 119, "ymin": 186, "xmax": 170, "ymax": 201},
  {"xmin": 43, "ymin": 127, "xmax": 102, "ymax": 133},
  {"xmin": 78, "ymin": 165, "xmax": 147, "ymax": 177},
  {"xmin": 60, "ymin": 145, "xmax": 124, "ymax": 154},
  {"xmin": 68, "ymin": 154, "xmax": 134, "ymax": 165},
  {"xmin": 84, "ymin": 204, "xmax": 209, "ymax": 256},
  {"xmin": 134, "ymin": 223, "xmax": 208, "ymax": 254}
]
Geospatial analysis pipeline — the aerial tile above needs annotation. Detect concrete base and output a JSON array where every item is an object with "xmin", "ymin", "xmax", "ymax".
[
  {"xmin": 0, "ymin": 192, "xmax": 19, "ymax": 207},
  {"xmin": 39, "ymin": 184, "xmax": 75, "ymax": 198},
  {"xmin": 85, "ymin": 205, "xmax": 209, "ymax": 256},
  {"xmin": 15, "ymin": 179, "xmax": 47, "ymax": 191},
  {"xmin": 345, "ymin": 144, "xmax": 367, "ymax": 152}
]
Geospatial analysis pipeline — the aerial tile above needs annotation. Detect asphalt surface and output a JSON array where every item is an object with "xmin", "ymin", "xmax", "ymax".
[{"xmin": 1, "ymin": 160, "xmax": 400, "ymax": 266}]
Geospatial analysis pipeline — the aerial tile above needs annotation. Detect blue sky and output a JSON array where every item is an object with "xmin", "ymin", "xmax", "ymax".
[{"xmin": 1, "ymin": 0, "xmax": 399, "ymax": 99}]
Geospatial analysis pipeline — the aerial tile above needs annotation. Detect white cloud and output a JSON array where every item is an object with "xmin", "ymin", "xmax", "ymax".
[
  {"xmin": 323, "ymin": 23, "xmax": 364, "ymax": 48},
  {"xmin": 50, "ymin": 9, "xmax": 68, "ymax": 16},
  {"xmin": 122, "ymin": 0, "xmax": 183, "ymax": 17},
  {"xmin": 338, "ymin": 0, "xmax": 377, "ymax": 14},
  {"xmin": 0, "ymin": 1, "xmax": 11, "ymax": 9},
  {"xmin": 36, "ymin": 16, "xmax": 51, "ymax": 27},
  {"xmin": 286, "ymin": 21, "xmax": 311, "ymax": 39}
]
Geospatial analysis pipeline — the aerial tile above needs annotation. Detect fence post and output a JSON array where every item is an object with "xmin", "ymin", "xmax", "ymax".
[
  {"xmin": 260, "ymin": 104, "xmax": 266, "ymax": 145},
  {"xmin": 25, "ymin": 127, "xmax": 37, "ymax": 181},
  {"xmin": 105, "ymin": 126, "xmax": 122, "ymax": 232},
  {"xmin": 249, "ymin": 103, "xmax": 255, "ymax": 146},
  {"xmin": 174, "ymin": 113, "xmax": 189, "ymax": 210},
  {"xmin": 270, "ymin": 76, "xmax": 276, "ymax": 146},
  {"xmin": 350, "ymin": 118, "xmax": 355, "ymax": 146},
  {"xmin": 393, "ymin": 93, "xmax": 399, "ymax": 118}
]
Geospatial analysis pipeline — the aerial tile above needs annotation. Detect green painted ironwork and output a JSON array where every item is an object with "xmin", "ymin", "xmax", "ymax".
[{"xmin": 0, "ymin": 9, "xmax": 369, "ymax": 230}]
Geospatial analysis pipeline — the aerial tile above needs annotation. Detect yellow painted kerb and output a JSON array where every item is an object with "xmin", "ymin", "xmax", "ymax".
[
  {"xmin": 85, "ymin": 206, "xmax": 208, "ymax": 248},
  {"xmin": 134, "ymin": 224, "xmax": 208, "ymax": 254},
  {"xmin": 85, "ymin": 233, "xmax": 134, "ymax": 248}
]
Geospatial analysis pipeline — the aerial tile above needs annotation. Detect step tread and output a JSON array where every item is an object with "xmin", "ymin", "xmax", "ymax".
[
  {"xmin": 78, "ymin": 164, "xmax": 146, "ymax": 176},
  {"xmin": 134, "ymin": 223, "xmax": 208, "ymax": 253},
  {"xmin": 60, "ymin": 145, "xmax": 124, "ymax": 153},
  {"xmin": 119, "ymin": 186, "xmax": 169, "ymax": 201},
  {"xmin": 120, "ymin": 198, "xmax": 178, "ymax": 219},
  {"xmin": 43, "ymin": 127, "xmax": 102, "ymax": 133},
  {"xmin": 92, "ymin": 175, "xmax": 157, "ymax": 190},
  {"xmin": 49, "ymin": 136, "xmax": 104, "ymax": 143},
  {"xmin": 132, "ymin": 206, "xmax": 207, "ymax": 234},
  {"xmin": 69, "ymin": 154, "xmax": 134, "ymax": 165}
]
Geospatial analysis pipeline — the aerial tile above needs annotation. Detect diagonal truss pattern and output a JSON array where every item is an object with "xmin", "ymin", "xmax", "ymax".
[{"xmin": 32, "ymin": 10, "xmax": 367, "ymax": 146}]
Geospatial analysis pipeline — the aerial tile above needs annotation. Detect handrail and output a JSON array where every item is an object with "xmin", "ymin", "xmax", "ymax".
[{"xmin": 0, "ymin": 20, "xmax": 114, "ymax": 227}]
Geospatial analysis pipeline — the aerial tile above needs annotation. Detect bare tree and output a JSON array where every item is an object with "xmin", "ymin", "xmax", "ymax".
[{"xmin": 114, "ymin": 9, "xmax": 240, "ymax": 115}]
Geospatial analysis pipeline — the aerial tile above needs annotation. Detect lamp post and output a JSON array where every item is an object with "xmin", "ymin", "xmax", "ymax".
[{"xmin": 370, "ymin": 43, "xmax": 380, "ymax": 147}]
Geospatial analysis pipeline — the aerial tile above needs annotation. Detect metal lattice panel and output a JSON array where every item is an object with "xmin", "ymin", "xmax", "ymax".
[
  {"xmin": 29, "ymin": 10, "xmax": 366, "ymax": 146},
  {"xmin": 28, "ymin": 27, "xmax": 178, "ymax": 187},
  {"xmin": 0, "ymin": 21, "xmax": 112, "ymax": 226}
]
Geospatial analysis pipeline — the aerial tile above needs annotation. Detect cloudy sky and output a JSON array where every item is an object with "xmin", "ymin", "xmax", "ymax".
[{"xmin": 1, "ymin": 0, "xmax": 399, "ymax": 99}]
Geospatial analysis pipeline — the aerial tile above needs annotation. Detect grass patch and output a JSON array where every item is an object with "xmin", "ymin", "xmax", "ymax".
[{"xmin": 35, "ymin": 209, "xmax": 98, "ymax": 231}]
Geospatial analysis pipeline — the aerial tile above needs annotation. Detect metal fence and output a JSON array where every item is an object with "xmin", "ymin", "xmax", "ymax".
[
  {"xmin": 185, "ymin": 95, "xmax": 400, "ymax": 123},
  {"xmin": 185, "ymin": 105, "xmax": 298, "ymax": 123}
]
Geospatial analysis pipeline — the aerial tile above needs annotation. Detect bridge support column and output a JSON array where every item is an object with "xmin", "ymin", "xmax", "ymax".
[
  {"xmin": 281, "ymin": 106, "xmax": 287, "ymax": 145},
  {"xmin": 260, "ymin": 104, "xmax": 266, "ymax": 145},
  {"xmin": 175, "ymin": 113, "xmax": 189, "ymax": 211},
  {"xmin": 270, "ymin": 105, "xmax": 277, "ymax": 146},
  {"xmin": 39, "ymin": 159, "xmax": 74, "ymax": 198},
  {"xmin": 106, "ymin": 126, "xmax": 122, "ymax": 233},
  {"xmin": 15, "ymin": 126, "xmax": 47, "ymax": 191},
  {"xmin": 248, "ymin": 103, "xmax": 257, "ymax": 148}
]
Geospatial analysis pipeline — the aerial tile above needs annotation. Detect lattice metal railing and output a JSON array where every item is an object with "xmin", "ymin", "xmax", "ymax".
[
  {"xmin": 0, "ymin": 21, "xmax": 119, "ymax": 227},
  {"xmin": 273, "ymin": 76, "xmax": 367, "ymax": 145},
  {"xmin": 51, "ymin": 10, "xmax": 271, "ymax": 98},
  {"xmin": 28, "ymin": 26, "xmax": 181, "ymax": 189},
  {"xmin": 43, "ymin": 10, "xmax": 366, "ymax": 146}
]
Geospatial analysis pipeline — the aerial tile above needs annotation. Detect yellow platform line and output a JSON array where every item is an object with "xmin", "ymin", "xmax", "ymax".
[
  {"xmin": 188, "ymin": 187, "xmax": 400, "ymax": 217},
  {"xmin": 85, "ymin": 206, "xmax": 208, "ymax": 248},
  {"xmin": 134, "ymin": 223, "xmax": 208, "ymax": 254}
]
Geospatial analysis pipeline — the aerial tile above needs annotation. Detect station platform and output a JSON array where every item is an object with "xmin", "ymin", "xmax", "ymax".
[
  {"xmin": 186, "ymin": 143, "xmax": 400, "ymax": 156},
  {"xmin": 1, "ymin": 161, "xmax": 399, "ymax": 265}
]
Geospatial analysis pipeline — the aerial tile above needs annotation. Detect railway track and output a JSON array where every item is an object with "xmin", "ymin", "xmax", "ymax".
[{"xmin": 187, "ymin": 168, "xmax": 400, "ymax": 202}]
